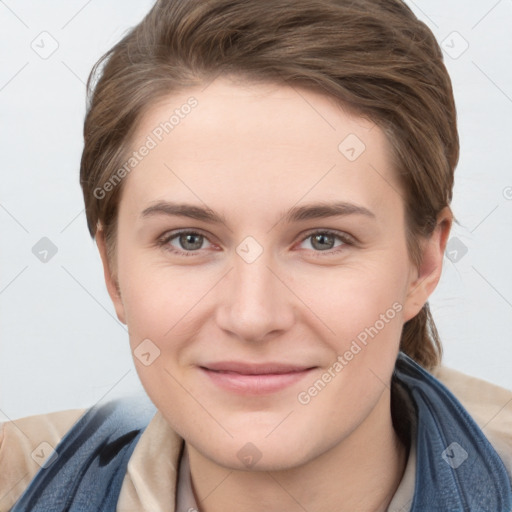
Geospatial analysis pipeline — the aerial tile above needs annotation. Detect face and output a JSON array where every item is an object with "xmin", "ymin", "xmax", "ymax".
[{"xmin": 98, "ymin": 76, "xmax": 447, "ymax": 471}]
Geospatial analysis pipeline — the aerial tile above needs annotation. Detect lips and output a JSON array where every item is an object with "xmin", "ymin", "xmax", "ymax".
[
  {"xmin": 201, "ymin": 361, "xmax": 314, "ymax": 374},
  {"xmin": 199, "ymin": 361, "xmax": 316, "ymax": 395}
]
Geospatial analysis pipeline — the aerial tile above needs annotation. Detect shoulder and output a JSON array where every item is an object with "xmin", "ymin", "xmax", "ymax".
[
  {"xmin": 0, "ymin": 407, "xmax": 86, "ymax": 511},
  {"xmin": 432, "ymin": 364, "xmax": 512, "ymax": 475}
]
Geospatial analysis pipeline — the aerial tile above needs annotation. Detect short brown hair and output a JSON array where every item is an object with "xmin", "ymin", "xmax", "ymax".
[{"xmin": 80, "ymin": 0, "xmax": 459, "ymax": 370}]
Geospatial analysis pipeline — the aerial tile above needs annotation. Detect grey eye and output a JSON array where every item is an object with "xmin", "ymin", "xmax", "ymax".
[
  {"xmin": 175, "ymin": 233, "xmax": 205, "ymax": 251},
  {"xmin": 309, "ymin": 233, "xmax": 336, "ymax": 251}
]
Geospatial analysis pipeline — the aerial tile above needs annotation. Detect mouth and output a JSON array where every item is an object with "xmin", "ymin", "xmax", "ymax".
[{"xmin": 199, "ymin": 362, "xmax": 317, "ymax": 395}]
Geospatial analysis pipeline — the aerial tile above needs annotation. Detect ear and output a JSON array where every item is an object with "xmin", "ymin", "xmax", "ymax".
[
  {"xmin": 402, "ymin": 207, "xmax": 453, "ymax": 323},
  {"xmin": 96, "ymin": 227, "xmax": 127, "ymax": 325}
]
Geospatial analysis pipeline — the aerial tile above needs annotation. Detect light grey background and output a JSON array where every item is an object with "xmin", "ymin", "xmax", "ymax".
[{"xmin": 1, "ymin": 0, "xmax": 511, "ymax": 420}]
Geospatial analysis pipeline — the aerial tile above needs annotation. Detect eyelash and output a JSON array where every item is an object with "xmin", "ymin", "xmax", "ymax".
[{"xmin": 155, "ymin": 229, "xmax": 355, "ymax": 258}]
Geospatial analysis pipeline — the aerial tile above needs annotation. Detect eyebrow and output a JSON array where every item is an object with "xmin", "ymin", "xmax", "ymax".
[{"xmin": 140, "ymin": 200, "xmax": 375, "ymax": 224}]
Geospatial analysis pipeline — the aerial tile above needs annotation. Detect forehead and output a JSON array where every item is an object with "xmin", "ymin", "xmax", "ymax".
[
  {"xmin": 135, "ymin": 76, "xmax": 379, "ymax": 155},
  {"xmin": 119, "ymin": 76, "xmax": 403, "ymax": 226}
]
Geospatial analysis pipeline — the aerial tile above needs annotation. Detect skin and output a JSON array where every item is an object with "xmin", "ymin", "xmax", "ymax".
[{"xmin": 96, "ymin": 76, "xmax": 452, "ymax": 512}]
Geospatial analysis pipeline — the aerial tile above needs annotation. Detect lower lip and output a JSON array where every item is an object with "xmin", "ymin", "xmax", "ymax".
[{"xmin": 200, "ymin": 367, "xmax": 315, "ymax": 395}]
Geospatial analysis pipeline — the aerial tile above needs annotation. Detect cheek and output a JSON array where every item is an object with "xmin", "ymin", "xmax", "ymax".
[
  {"xmin": 298, "ymin": 260, "xmax": 407, "ymax": 339},
  {"xmin": 118, "ymin": 252, "xmax": 194, "ymax": 326}
]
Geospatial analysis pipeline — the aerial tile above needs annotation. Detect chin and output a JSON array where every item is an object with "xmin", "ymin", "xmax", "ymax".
[{"xmin": 190, "ymin": 427, "xmax": 319, "ymax": 473}]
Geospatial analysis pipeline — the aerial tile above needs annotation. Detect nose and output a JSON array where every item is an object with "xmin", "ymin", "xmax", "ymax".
[{"xmin": 214, "ymin": 248, "xmax": 296, "ymax": 344}]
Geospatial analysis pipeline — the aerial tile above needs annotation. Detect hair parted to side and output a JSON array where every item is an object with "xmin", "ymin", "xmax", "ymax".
[{"xmin": 80, "ymin": 0, "xmax": 459, "ymax": 371}]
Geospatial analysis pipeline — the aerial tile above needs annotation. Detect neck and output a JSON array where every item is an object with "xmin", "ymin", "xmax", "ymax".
[{"xmin": 186, "ymin": 389, "xmax": 408, "ymax": 512}]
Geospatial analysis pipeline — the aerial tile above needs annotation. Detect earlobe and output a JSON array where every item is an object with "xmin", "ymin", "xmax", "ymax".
[
  {"xmin": 95, "ymin": 228, "xmax": 127, "ymax": 325},
  {"xmin": 402, "ymin": 207, "xmax": 453, "ymax": 323}
]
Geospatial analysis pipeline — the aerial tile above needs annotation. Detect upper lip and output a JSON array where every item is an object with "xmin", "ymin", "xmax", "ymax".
[{"xmin": 200, "ymin": 361, "xmax": 316, "ymax": 375}]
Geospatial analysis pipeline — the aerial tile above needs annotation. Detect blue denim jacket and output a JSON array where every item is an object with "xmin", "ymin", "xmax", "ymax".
[{"xmin": 10, "ymin": 353, "xmax": 512, "ymax": 511}]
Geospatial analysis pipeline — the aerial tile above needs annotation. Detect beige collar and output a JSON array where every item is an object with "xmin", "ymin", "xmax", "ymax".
[{"xmin": 117, "ymin": 410, "xmax": 183, "ymax": 511}]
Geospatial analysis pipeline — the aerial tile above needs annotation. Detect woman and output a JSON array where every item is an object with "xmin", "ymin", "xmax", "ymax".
[{"xmin": 1, "ymin": 0, "xmax": 511, "ymax": 510}]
